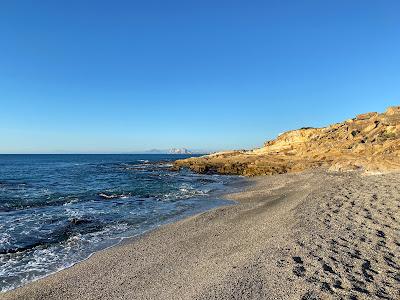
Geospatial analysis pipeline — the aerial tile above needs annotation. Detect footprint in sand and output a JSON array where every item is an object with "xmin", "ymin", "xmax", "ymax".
[{"xmin": 292, "ymin": 256, "xmax": 306, "ymax": 277}]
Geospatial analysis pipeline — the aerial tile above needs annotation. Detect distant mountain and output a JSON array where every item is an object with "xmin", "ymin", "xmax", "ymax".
[
  {"xmin": 144, "ymin": 148, "xmax": 194, "ymax": 154},
  {"xmin": 168, "ymin": 148, "xmax": 192, "ymax": 155},
  {"xmin": 145, "ymin": 149, "xmax": 165, "ymax": 154}
]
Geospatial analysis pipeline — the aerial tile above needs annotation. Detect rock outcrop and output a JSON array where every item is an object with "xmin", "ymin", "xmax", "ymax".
[{"xmin": 173, "ymin": 106, "xmax": 400, "ymax": 176}]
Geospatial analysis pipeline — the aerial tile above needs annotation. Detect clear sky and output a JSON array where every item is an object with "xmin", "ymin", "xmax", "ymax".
[{"xmin": 0, "ymin": 0, "xmax": 399, "ymax": 153}]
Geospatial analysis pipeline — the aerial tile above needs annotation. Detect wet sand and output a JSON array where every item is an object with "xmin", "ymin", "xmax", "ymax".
[{"xmin": 2, "ymin": 170, "xmax": 399, "ymax": 299}]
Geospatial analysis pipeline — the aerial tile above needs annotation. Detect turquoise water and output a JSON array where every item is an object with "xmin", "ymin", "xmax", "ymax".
[{"xmin": 0, "ymin": 154, "xmax": 238, "ymax": 292}]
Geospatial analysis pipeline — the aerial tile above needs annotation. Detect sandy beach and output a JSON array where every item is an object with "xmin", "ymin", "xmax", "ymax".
[
  {"xmin": 2, "ymin": 169, "xmax": 399, "ymax": 300},
  {"xmin": 2, "ymin": 1, "xmax": 399, "ymax": 299}
]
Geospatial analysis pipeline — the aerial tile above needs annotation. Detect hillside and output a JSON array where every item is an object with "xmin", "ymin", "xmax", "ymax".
[{"xmin": 173, "ymin": 106, "xmax": 400, "ymax": 176}]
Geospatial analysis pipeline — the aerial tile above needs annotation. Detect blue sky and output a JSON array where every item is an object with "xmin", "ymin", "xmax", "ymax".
[{"xmin": 0, "ymin": 0, "xmax": 399, "ymax": 153}]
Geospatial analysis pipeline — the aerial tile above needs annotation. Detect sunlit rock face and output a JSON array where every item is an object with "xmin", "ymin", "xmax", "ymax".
[{"xmin": 173, "ymin": 106, "xmax": 400, "ymax": 176}]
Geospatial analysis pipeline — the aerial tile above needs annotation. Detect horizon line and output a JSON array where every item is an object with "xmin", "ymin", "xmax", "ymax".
[{"xmin": 0, "ymin": 152, "xmax": 208, "ymax": 155}]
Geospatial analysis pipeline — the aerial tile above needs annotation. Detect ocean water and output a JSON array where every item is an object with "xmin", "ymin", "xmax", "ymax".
[{"xmin": 0, "ymin": 154, "xmax": 239, "ymax": 292}]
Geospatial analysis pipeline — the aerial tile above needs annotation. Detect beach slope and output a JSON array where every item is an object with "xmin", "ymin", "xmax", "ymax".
[{"xmin": 2, "ymin": 170, "xmax": 399, "ymax": 299}]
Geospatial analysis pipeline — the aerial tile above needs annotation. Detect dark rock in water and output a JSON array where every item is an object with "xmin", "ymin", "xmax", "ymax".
[
  {"xmin": 0, "ymin": 243, "xmax": 44, "ymax": 255},
  {"xmin": 70, "ymin": 218, "xmax": 92, "ymax": 225}
]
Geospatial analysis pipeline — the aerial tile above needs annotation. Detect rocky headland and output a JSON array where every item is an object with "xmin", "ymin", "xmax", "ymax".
[{"xmin": 173, "ymin": 106, "xmax": 400, "ymax": 176}]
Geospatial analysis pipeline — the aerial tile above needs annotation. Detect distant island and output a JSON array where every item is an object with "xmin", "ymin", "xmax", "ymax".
[{"xmin": 144, "ymin": 148, "xmax": 198, "ymax": 155}]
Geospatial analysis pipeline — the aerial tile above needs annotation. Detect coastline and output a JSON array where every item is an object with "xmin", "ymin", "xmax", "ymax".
[
  {"xmin": 2, "ymin": 169, "xmax": 399, "ymax": 299},
  {"xmin": 0, "ymin": 172, "xmax": 245, "ymax": 294}
]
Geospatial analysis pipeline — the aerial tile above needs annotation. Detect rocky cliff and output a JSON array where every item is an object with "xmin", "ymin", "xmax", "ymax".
[{"xmin": 173, "ymin": 106, "xmax": 400, "ymax": 176}]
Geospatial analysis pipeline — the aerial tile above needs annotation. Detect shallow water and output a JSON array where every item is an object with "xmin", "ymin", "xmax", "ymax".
[{"xmin": 0, "ymin": 154, "xmax": 238, "ymax": 292}]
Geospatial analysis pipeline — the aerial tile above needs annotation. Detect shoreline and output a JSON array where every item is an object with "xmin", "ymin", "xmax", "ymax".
[
  {"xmin": 0, "ymin": 174, "xmax": 247, "ymax": 294},
  {"xmin": 2, "ymin": 169, "xmax": 399, "ymax": 299}
]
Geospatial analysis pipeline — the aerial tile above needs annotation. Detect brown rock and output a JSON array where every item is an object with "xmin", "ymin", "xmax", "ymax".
[
  {"xmin": 173, "ymin": 106, "xmax": 400, "ymax": 176},
  {"xmin": 386, "ymin": 106, "xmax": 400, "ymax": 115},
  {"xmin": 356, "ymin": 112, "xmax": 378, "ymax": 120}
]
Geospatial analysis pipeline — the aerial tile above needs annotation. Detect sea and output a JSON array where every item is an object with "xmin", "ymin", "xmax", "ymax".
[{"xmin": 0, "ymin": 154, "xmax": 240, "ymax": 292}]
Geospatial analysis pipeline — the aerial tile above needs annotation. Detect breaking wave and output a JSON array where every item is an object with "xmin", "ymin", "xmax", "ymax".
[{"xmin": 0, "ymin": 154, "xmax": 239, "ymax": 292}]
